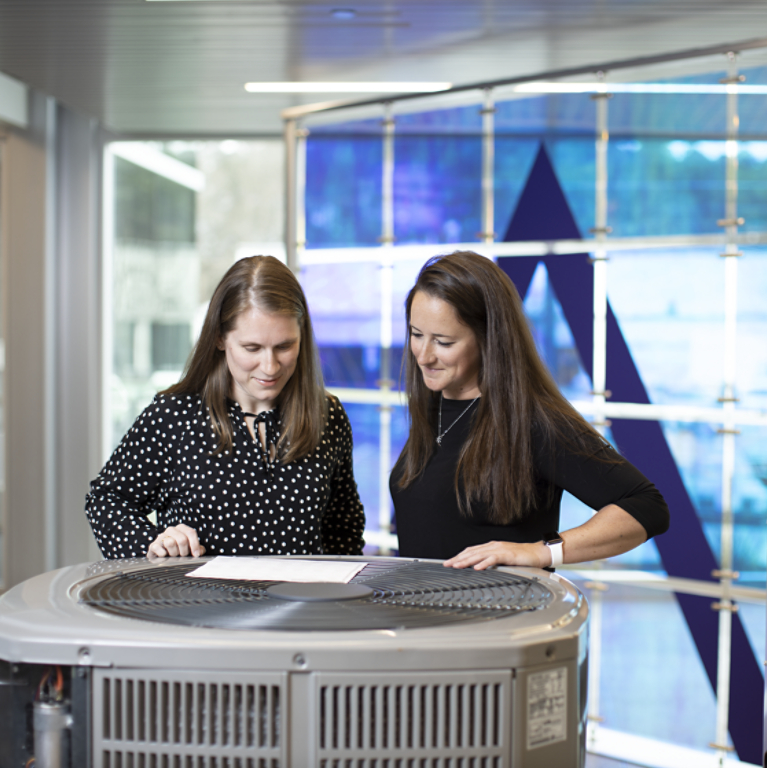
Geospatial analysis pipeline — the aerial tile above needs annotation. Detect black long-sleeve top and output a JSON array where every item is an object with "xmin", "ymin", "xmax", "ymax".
[
  {"xmin": 86, "ymin": 394, "xmax": 365, "ymax": 559},
  {"xmin": 391, "ymin": 397, "xmax": 669, "ymax": 560}
]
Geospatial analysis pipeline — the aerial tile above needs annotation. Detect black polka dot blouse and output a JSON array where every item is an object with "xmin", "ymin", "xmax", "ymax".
[{"xmin": 85, "ymin": 394, "xmax": 366, "ymax": 559}]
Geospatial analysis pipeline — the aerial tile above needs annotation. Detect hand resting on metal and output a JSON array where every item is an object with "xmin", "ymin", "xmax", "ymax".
[
  {"xmin": 443, "ymin": 504, "xmax": 647, "ymax": 571},
  {"xmin": 147, "ymin": 523, "xmax": 206, "ymax": 559}
]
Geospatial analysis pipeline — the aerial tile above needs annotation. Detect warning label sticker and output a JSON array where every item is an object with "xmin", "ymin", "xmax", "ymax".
[{"xmin": 527, "ymin": 667, "xmax": 568, "ymax": 750}]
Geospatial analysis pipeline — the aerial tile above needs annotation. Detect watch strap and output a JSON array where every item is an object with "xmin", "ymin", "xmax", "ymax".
[
  {"xmin": 546, "ymin": 540, "xmax": 564, "ymax": 568},
  {"xmin": 544, "ymin": 531, "xmax": 565, "ymax": 568}
]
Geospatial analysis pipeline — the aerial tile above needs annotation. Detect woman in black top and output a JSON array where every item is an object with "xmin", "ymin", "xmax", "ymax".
[
  {"xmin": 86, "ymin": 256, "xmax": 365, "ymax": 560},
  {"xmin": 390, "ymin": 251, "xmax": 669, "ymax": 570}
]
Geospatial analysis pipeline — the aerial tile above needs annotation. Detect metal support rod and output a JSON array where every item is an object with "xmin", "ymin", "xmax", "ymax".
[
  {"xmin": 587, "ymin": 90, "xmax": 611, "ymax": 729},
  {"xmin": 480, "ymin": 88, "xmax": 495, "ymax": 244},
  {"xmin": 377, "ymin": 104, "xmax": 396, "ymax": 553},
  {"xmin": 44, "ymin": 96, "xmax": 57, "ymax": 571},
  {"xmin": 591, "ymin": 92, "xmax": 610, "ymax": 425},
  {"xmin": 381, "ymin": 104, "xmax": 395, "ymax": 246},
  {"xmin": 295, "ymin": 126, "xmax": 308, "ymax": 269},
  {"xmin": 713, "ymin": 50, "xmax": 741, "ymax": 767},
  {"xmin": 284, "ymin": 118, "xmax": 299, "ymax": 274}
]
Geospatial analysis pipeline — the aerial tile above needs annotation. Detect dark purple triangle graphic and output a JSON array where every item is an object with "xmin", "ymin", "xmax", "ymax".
[
  {"xmin": 503, "ymin": 144, "xmax": 582, "ymax": 242},
  {"xmin": 498, "ymin": 143, "xmax": 762, "ymax": 764}
]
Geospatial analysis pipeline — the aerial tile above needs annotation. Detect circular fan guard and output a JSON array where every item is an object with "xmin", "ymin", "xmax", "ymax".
[{"xmin": 79, "ymin": 559, "xmax": 554, "ymax": 631}]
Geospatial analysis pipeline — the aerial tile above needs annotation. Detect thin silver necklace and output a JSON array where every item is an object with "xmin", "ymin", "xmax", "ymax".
[{"xmin": 436, "ymin": 393, "xmax": 479, "ymax": 446}]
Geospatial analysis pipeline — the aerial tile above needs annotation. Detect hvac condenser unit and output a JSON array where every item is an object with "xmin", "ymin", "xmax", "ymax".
[{"xmin": 0, "ymin": 556, "xmax": 588, "ymax": 767}]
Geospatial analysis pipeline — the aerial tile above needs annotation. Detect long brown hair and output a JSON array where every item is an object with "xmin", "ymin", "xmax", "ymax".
[
  {"xmin": 396, "ymin": 250, "xmax": 606, "ymax": 524},
  {"xmin": 163, "ymin": 255, "xmax": 326, "ymax": 459}
]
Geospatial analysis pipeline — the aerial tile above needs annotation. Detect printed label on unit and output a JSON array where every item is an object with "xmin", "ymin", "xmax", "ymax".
[{"xmin": 526, "ymin": 667, "xmax": 567, "ymax": 749}]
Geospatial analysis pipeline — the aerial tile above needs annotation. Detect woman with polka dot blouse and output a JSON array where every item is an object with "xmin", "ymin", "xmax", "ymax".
[{"xmin": 86, "ymin": 256, "xmax": 365, "ymax": 560}]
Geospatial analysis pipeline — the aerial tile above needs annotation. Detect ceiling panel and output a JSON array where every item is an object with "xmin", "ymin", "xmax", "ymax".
[{"xmin": 1, "ymin": 0, "xmax": 767, "ymax": 135}]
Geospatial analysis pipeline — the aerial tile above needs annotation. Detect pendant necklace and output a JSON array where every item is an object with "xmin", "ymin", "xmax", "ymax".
[{"xmin": 436, "ymin": 392, "xmax": 479, "ymax": 446}]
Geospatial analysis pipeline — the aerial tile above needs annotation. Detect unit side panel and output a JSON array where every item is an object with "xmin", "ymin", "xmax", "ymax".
[{"xmin": 511, "ymin": 659, "xmax": 582, "ymax": 768}]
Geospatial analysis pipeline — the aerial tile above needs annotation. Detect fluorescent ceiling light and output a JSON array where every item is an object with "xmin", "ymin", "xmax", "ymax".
[
  {"xmin": 110, "ymin": 143, "xmax": 205, "ymax": 191},
  {"xmin": 245, "ymin": 82, "xmax": 452, "ymax": 94},
  {"xmin": 513, "ymin": 82, "xmax": 767, "ymax": 95}
]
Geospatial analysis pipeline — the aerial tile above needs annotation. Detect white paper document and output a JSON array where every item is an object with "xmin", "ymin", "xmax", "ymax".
[{"xmin": 186, "ymin": 556, "xmax": 367, "ymax": 584}]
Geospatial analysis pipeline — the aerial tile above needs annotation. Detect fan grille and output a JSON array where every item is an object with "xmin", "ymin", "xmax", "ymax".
[{"xmin": 79, "ymin": 559, "xmax": 553, "ymax": 631}]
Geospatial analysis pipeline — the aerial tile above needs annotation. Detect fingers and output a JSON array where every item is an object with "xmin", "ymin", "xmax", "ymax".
[
  {"xmin": 448, "ymin": 554, "xmax": 498, "ymax": 571},
  {"xmin": 173, "ymin": 524, "xmax": 204, "ymax": 557},
  {"xmin": 162, "ymin": 532, "xmax": 185, "ymax": 557},
  {"xmin": 444, "ymin": 541, "xmax": 542, "ymax": 570},
  {"xmin": 444, "ymin": 544, "xmax": 502, "ymax": 570},
  {"xmin": 147, "ymin": 538, "xmax": 169, "ymax": 558},
  {"xmin": 146, "ymin": 525, "xmax": 206, "ymax": 559}
]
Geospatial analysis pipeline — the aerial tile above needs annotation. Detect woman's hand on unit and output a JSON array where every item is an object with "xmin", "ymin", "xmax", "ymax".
[
  {"xmin": 443, "ymin": 540, "xmax": 550, "ymax": 571},
  {"xmin": 444, "ymin": 505, "xmax": 648, "ymax": 571},
  {"xmin": 147, "ymin": 524, "xmax": 206, "ymax": 558}
]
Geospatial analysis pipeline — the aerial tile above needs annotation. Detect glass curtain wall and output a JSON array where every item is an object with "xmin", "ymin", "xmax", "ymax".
[
  {"xmin": 287, "ymin": 56, "xmax": 767, "ymax": 767},
  {"xmin": 104, "ymin": 139, "xmax": 285, "ymax": 453}
]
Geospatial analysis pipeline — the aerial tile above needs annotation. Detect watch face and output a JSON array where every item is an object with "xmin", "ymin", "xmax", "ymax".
[{"xmin": 544, "ymin": 531, "xmax": 564, "ymax": 546}]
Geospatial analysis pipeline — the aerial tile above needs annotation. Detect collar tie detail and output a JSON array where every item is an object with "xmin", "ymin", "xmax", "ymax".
[{"xmin": 241, "ymin": 409, "xmax": 280, "ymax": 471}]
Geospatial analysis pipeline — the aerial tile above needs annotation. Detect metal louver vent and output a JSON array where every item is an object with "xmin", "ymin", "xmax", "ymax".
[
  {"xmin": 80, "ymin": 559, "xmax": 554, "ymax": 632},
  {"xmin": 92, "ymin": 670, "xmax": 285, "ymax": 768},
  {"xmin": 316, "ymin": 670, "xmax": 511, "ymax": 766}
]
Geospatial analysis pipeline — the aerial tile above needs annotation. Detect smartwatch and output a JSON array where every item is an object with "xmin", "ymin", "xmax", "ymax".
[{"xmin": 544, "ymin": 531, "xmax": 564, "ymax": 568}]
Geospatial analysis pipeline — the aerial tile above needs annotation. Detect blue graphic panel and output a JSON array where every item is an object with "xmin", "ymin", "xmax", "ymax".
[
  {"xmin": 735, "ymin": 247, "xmax": 767, "ymax": 410},
  {"xmin": 739, "ymin": 143, "xmax": 767, "ymax": 232},
  {"xmin": 300, "ymin": 262, "xmax": 381, "ymax": 387},
  {"xmin": 344, "ymin": 402, "xmax": 380, "ymax": 542},
  {"xmin": 523, "ymin": 262, "xmax": 593, "ymax": 403},
  {"xmin": 722, "ymin": 64, "xmax": 767, "ymax": 137},
  {"xmin": 608, "ymin": 138, "xmax": 725, "ymax": 236},
  {"xmin": 523, "ymin": 262, "xmax": 664, "ymax": 570},
  {"xmin": 494, "ymin": 93, "xmax": 596, "ymax": 136},
  {"xmin": 494, "ymin": 138, "xmax": 540, "ymax": 240},
  {"xmin": 393, "ymin": 135, "xmax": 482, "ymax": 244},
  {"xmin": 546, "ymin": 138, "xmax": 596, "ymax": 236},
  {"xmin": 499, "ymin": 143, "xmax": 763, "ymax": 764},
  {"xmin": 608, "ymin": 249, "xmax": 725, "ymax": 408},
  {"xmin": 305, "ymin": 133, "xmax": 382, "ymax": 247},
  {"xmin": 608, "ymin": 88, "xmax": 726, "ymax": 137}
]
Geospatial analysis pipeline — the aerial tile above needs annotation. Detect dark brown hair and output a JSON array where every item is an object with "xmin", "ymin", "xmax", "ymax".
[
  {"xmin": 395, "ymin": 250, "xmax": 606, "ymax": 524},
  {"xmin": 163, "ymin": 255, "xmax": 326, "ymax": 459}
]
